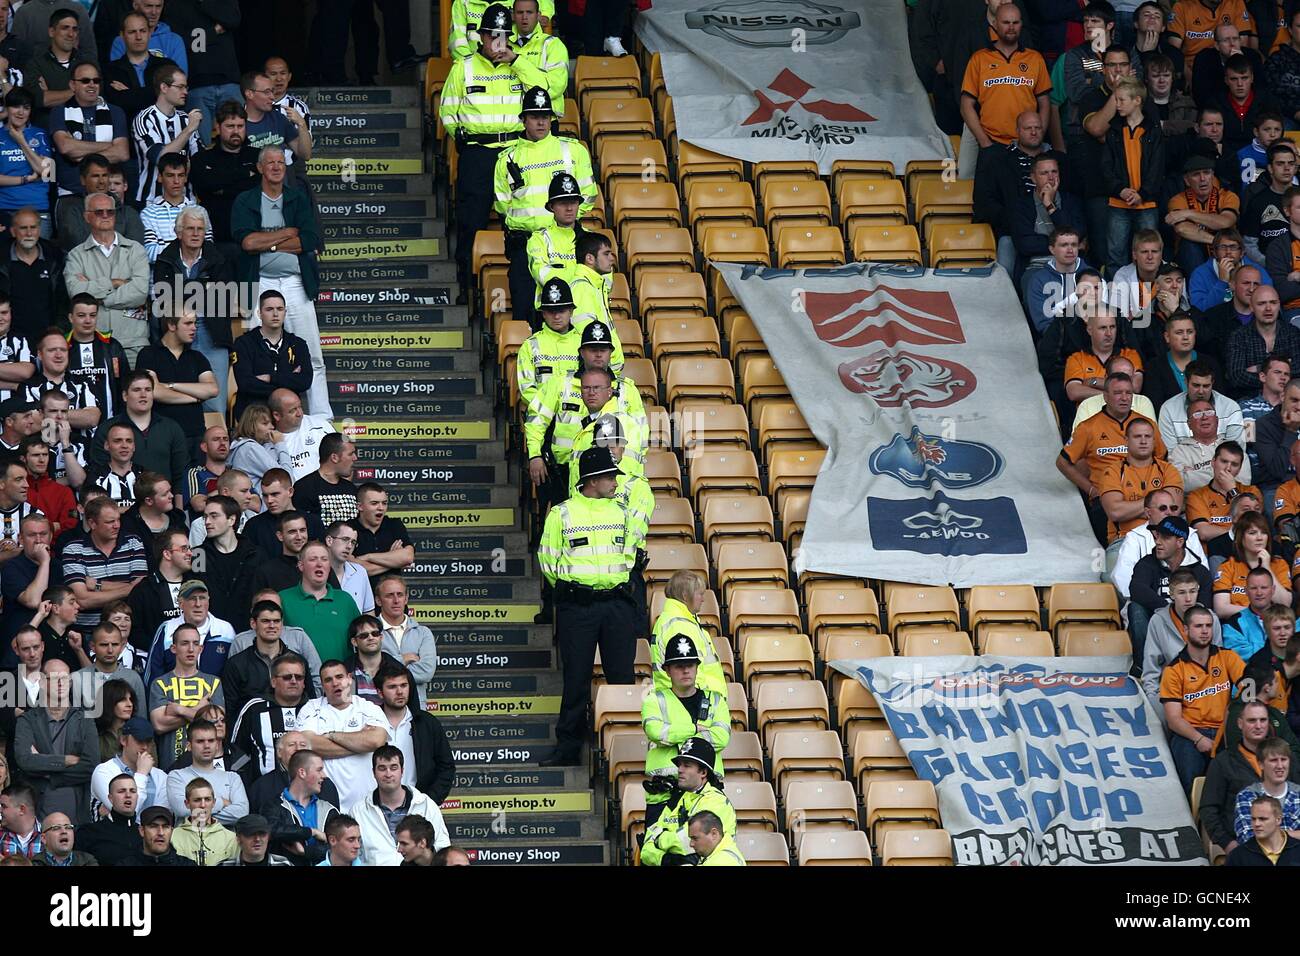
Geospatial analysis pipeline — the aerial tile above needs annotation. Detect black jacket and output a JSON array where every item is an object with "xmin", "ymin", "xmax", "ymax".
[
  {"xmin": 221, "ymin": 641, "xmax": 287, "ymax": 725},
  {"xmin": 76, "ymin": 812, "xmax": 142, "ymax": 867},
  {"xmin": 250, "ymin": 552, "xmax": 303, "ymax": 595},
  {"xmin": 247, "ymin": 766, "xmax": 341, "ymax": 813},
  {"xmin": 409, "ymin": 704, "xmax": 456, "ymax": 804},
  {"xmin": 198, "ymin": 535, "xmax": 265, "ymax": 627},
  {"xmin": 1129, "ymin": 554, "xmax": 1212, "ymax": 614},
  {"xmin": 190, "ymin": 144, "xmax": 260, "ymax": 243},
  {"xmin": 104, "ymin": 54, "xmax": 177, "ymax": 124},
  {"xmin": 1210, "ymin": 90, "xmax": 1284, "ymax": 156},
  {"xmin": 229, "ymin": 329, "xmax": 315, "ymax": 420},
  {"xmin": 1200, "ymin": 745, "xmax": 1276, "ymax": 847},
  {"xmin": 1141, "ymin": 351, "xmax": 1224, "ymax": 412},
  {"xmin": 244, "ymin": 511, "xmax": 325, "ymax": 558},
  {"xmin": 259, "ymin": 790, "xmax": 340, "ymax": 865},
  {"xmin": 1225, "ymin": 833, "xmax": 1300, "ymax": 865},
  {"xmin": 1195, "ymin": 302, "xmax": 1248, "ymax": 368},
  {"xmin": 0, "ymin": 237, "xmax": 67, "ymax": 343},
  {"xmin": 1007, "ymin": 188, "xmax": 1087, "ymax": 259},
  {"xmin": 151, "ymin": 240, "xmax": 236, "ymax": 347},
  {"xmin": 973, "ymin": 143, "xmax": 1069, "ymax": 235},
  {"xmin": 117, "ymin": 848, "xmax": 199, "ymax": 866},
  {"xmin": 1253, "ymin": 405, "xmax": 1297, "ymax": 487},
  {"xmin": 1191, "ymin": 47, "xmax": 1265, "ymax": 111},
  {"xmin": 162, "ymin": 0, "xmax": 240, "ymax": 87},
  {"xmin": 1101, "ymin": 115, "xmax": 1166, "ymax": 205}
]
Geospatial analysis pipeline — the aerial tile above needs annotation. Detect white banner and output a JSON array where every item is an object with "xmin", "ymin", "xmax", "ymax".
[
  {"xmin": 717, "ymin": 262, "xmax": 1098, "ymax": 587},
  {"xmin": 635, "ymin": 0, "xmax": 951, "ymax": 174},
  {"xmin": 835, "ymin": 655, "xmax": 1206, "ymax": 865}
]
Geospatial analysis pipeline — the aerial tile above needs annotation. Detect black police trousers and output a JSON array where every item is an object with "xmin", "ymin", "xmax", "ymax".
[
  {"xmin": 454, "ymin": 143, "xmax": 502, "ymax": 287},
  {"xmin": 505, "ymin": 230, "xmax": 538, "ymax": 330},
  {"xmin": 554, "ymin": 592, "xmax": 637, "ymax": 757}
]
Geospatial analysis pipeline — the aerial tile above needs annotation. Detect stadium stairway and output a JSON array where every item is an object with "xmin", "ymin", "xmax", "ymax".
[{"xmin": 302, "ymin": 82, "xmax": 608, "ymax": 866}]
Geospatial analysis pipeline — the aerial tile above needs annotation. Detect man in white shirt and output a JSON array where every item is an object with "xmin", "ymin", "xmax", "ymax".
[
  {"xmin": 296, "ymin": 660, "xmax": 387, "ymax": 809},
  {"xmin": 326, "ymin": 520, "xmax": 374, "ymax": 614},
  {"xmin": 1156, "ymin": 363, "xmax": 1245, "ymax": 448},
  {"xmin": 348, "ymin": 745, "xmax": 448, "ymax": 866},
  {"xmin": 142, "ymin": 578, "xmax": 236, "ymax": 685},
  {"xmin": 269, "ymin": 387, "xmax": 333, "ymax": 482},
  {"xmin": 89, "ymin": 716, "xmax": 168, "ymax": 818},
  {"xmin": 1167, "ymin": 400, "xmax": 1253, "ymax": 491},
  {"xmin": 1110, "ymin": 487, "xmax": 1209, "ymax": 601}
]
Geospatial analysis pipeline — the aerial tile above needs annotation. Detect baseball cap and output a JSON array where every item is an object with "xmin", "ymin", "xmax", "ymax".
[
  {"xmin": 140, "ymin": 805, "xmax": 174, "ymax": 825},
  {"xmin": 1149, "ymin": 515, "xmax": 1190, "ymax": 540},
  {"xmin": 235, "ymin": 814, "xmax": 272, "ymax": 836},
  {"xmin": 178, "ymin": 579, "xmax": 209, "ymax": 599},
  {"xmin": 1183, "ymin": 154, "xmax": 1215, "ymax": 174},
  {"xmin": 121, "ymin": 717, "xmax": 154, "ymax": 741}
]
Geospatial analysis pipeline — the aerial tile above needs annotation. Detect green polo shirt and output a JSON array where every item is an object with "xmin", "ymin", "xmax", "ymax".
[{"xmin": 279, "ymin": 584, "xmax": 361, "ymax": 664}]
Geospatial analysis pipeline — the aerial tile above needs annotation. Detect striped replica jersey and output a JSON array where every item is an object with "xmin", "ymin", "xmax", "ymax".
[{"xmin": 132, "ymin": 105, "xmax": 198, "ymax": 204}]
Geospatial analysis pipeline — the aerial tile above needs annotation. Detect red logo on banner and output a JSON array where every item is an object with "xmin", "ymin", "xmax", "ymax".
[
  {"xmin": 353, "ymin": 468, "xmax": 376, "ymax": 480},
  {"xmin": 806, "ymin": 286, "xmax": 965, "ymax": 348},
  {"xmin": 838, "ymin": 349, "xmax": 976, "ymax": 408},
  {"xmin": 741, "ymin": 68, "xmax": 877, "ymax": 125},
  {"xmin": 337, "ymin": 383, "xmax": 358, "ymax": 394}
]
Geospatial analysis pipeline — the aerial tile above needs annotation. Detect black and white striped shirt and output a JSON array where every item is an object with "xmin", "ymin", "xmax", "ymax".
[
  {"xmin": 51, "ymin": 441, "xmax": 85, "ymax": 484},
  {"xmin": 0, "ymin": 331, "xmax": 31, "ymax": 401},
  {"xmin": 132, "ymin": 105, "xmax": 197, "ymax": 204},
  {"xmin": 85, "ymin": 465, "xmax": 139, "ymax": 510},
  {"xmin": 23, "ymin": 374, "xmax": 98, "ymax": 414},
  {"xmin": 0, "ymin": 502, "xmax": 38, "ymax": 542},
  {"xmin": 274, "ymin": 92, "xmax": 310, "ymax": 125},
  {"xmin": 231, "ymin": 696, "xmax": 312, "ymax": 778}
]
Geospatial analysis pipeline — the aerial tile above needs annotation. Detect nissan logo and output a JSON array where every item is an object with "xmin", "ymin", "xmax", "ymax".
[{"xmin": 684, "ymin": 0, "xmax": 861, "ymax": 46}]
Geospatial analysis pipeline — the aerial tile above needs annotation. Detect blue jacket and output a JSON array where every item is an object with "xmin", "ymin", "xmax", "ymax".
[
  {"xmin": 1188, "ymin": 255, "xmax": 1272, "ymax": 312},
  {"xmin": 1024, "ymin": 256, "xmax": 1090, "ymax": 334},
  {"xmin": 1008, "ymin": 188, "xmax": 1087, "ymax": 261},
  {"xmin": 1222, "ymin": 607, "xmax": 1266, "ymax": 661},
  {"xmin": 109, "ymin": 22, "xmax": 188, "ymax": 74}
]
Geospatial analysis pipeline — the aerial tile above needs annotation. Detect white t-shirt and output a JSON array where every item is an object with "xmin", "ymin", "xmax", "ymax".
[
  {"xmin": 387, "ymin": 709, "xmax": 416, "ymax": 788},
  {"xmin": 282, "ymin": 415, "xmax": 336, "ymax": 482},
  {"xmin": 295, "ymin": 695, "xmax": 388, "ymax": 808},
  {"xmin": 90, "ymin": 757, "xmax": 169, "ymax": 819}
]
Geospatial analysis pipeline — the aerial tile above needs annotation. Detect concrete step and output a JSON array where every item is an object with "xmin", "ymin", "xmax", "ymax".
[
  {"xmin": 377, "ymin": 482, "xmax": 516, "ymax": 509},
  {"xmin": 313, "ymin": 127, "xmax": 423, "ymax": 154},
  {"xmin": 404, "ymin": 575, "xmax": 541, "ymax": 603},
  {"xmin": 318, "ymin": 304, "xmax": 468, "ymax": 331},
  {"xmin": 334, "ymin": 392, "xmax": 493, "ymax": 422},
  {"xmin": 318, "ymin": 236, "xmax": 442, "ymax": 263},
  {"xmin": 331, "ymin": 373, "xmax": 481, "ymax": 402},
  {"xmin": 308, "ymin": 106, "xmax": 421, "ymax": 133},
  {"xmin": 464, "ymin": 841, "xmax": 610, "ymax": 865},
  {"xmin": 409, "ymin": 600, "xmax": 542, "ymax": 624},
  {"xmin": 345, "ymin": 432, "xmax": 507, "ymax": 464},
  {"xmin": 446, "ymin": 812, "xmax": 607, "ymax": 846},
  {"xmin": 427, "ymin": 671, "xmax": 557, "ymax": 697},
  {"xmin": 352, "ymin": 461, "xmax": 508, "ymax": 489},
  {"xmin": 342, "ymin": 416, "xmax": 493, "ymax": 442},
  {"xmin": 453, "ymin": 763, "xmax": 587, "ymax": 792},
  {"xmin": 318, "ymin": 195, "xmax": 438, "ymax": 221},
  {"xmin": 432, "ymin": 646, "xmax": 554, "ymax": 673},
  {"xmin": 438, "ymin": 712, "xmax": 554, "ymax": 744},
  {"xmin": 429, "ymin": 623, "xmax": 554, "ymax": 651},
  {"xmin": 321, "ymin": 218, "xmax": 442, "ymax": 244},
  {"xmin": 449, "ymin": 741, "xmax": 567, "ymax": 768},
  {"xmin": 312, "ymin": 174, "xmax": 432, "ymax": 197},
  {"xmin": 440, "ymin": 788, "xmax": 592, "ymax": 818},
  {"xmin": 403, "ymin": 553, "xmax": 529, "ymax": 577},
  {"xmin": 402, "ymin": 528, "xmax": 530, "ymax": 556},
  {"xmin": 318, "ymin": 259, "xmax": 454, "ymax": 287},
  {"xmin": 324, "ymin": 345, "xmax": 479, "ymax": 375},
  {"xmin": 294, "ymin": 86, "xmax": 422, "ymax": 108}
]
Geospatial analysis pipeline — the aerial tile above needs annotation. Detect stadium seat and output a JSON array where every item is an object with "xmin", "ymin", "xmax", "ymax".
[
  {"xmin": 928, "ymin": 222, "xmax": 996, "ymax": 269},
  {"xmin": 616, "ymin": 355, "xmax": 656, "ymax": 405},
  {"xmin": 715, "ymin": 633, "xmax": 736, "ymax": 683},
  {"xmin": 785, "ymin": 781, "xmax": 860, "ymax": 845},
  {"xmin": 644, "ymin": 404, "xmax": 672, "ymax": 450},
  {"xmin": 598, "ymin": 138, "xmax": 669, "ymax": 192},
  {"xmin": 903, "ymin": 157, "xmax": 948, "ymax": 198},
  {"xmin": 767, "ymin": 449, "xmax": 825, "ymax": 513},
  {"xmin": 644, "ymin": 543, "xmax": 707, "ymax": 588},
  {"xmin": 679, "ymin": 403, "xmax": 750, "ymax": 454},
  {"xmin": 716, "ymin": 541, "xmax": 790, "ymax": 605},
  {"xmin": 647, "ymin": 496, "xmax": 696, "ymax": 542},
  {"xmin": 665, "ymin": 359, "xmax": 736, "ymax": 413},
  {"xmin": 687, "ymin": 180, "xmax": 758, "ymax": 242},
  {"xmin": 882, "ymin": 829, "xmax": 954, "ymax": 865},
  {"xmin": 558, "ymin": 98, "xmax": 581, "ymax": 138},
  {"xmin": 742, "ymin": 632, "xmax": 815, "ymax": 695},
  {"xmin": 838, "ymin": 178, "xmax": 908, "ymax": 229},
  {"xmin": 638, "ymin": 270, "xmax": 708, "ymax": 330},
  {"xmin": 779, "ymin": 490, "xmax": 809, "ymax": 551},
  {"xmin": 762, "ymin": 178, "xmax": 833, "ymax": 235},
  {"xmin": 611, "ymin": 181, "xmax": 682, "ymax": 236},
  {"xmin": 887, "ymin": 586, "xmax": 960, "ymax": 639},
  {"xmin": 649, "ymin": 585, "xmax": 720, "ymax": 634},
  {"xmin": 736, "ymin": 830, "xmax": 791, "ymax": 865},
  {"xmin": 702, "ymin": 495, "xmax": 774, "ymax": 562},
  {"xmin": 740, "ymin": 357, "xmax": 791, "ymax": 423},
  {"xmin": 651, "ymin": 317, "xmax": 722, "ymax": 374},
  {"xmin": 620, "ymin": 783, "xmax": 648, "ymax": 858},
  {"xmin": 594, "ymin": 683, "xmax": 650, "ymax": 752},
  {"xmin": 688, "ymin": 450, "xmax": 761, "ymax": 512},
  {"xmin": 1047, "ymin": 584, "xmax": 1122, "ymax": 646},
  {"xmin": 758, "ymin": 402, "xmax": 818, "ymax": 463},
  {"xmin": 1062, "ymin": 629, "xmax": 1133, "ymax": 657},
  {"xmin": 808, "ymin": 587, "xmax": 881, "ymax": 642},
  {"xmin": 770, "ymin": 730, "xmax": 846, "ymax": 800},
  {"xmin": 776, "ymin": 226, "xmax": 846, "ymax": 269},
  {"xmin": 721, "ymin": 731, "xmax": 766, "ymax": 782},
  {"xmin": 981, "ymin": 630, "xmax": 1056, "ymax": 656},
  {"xmin": 587, "ymin": 97, "xmax": 656, "ymax": 150},
  {"xmin": 831, "ymin": 158, "xmax": 896, "ymax": 194},
  {"xmin": 676, "ymin": 141, "xmax": 744, "ymax": 191},
  {"xmin": 913, "ymin": 178, "xmax": 975, "ymax": 236},
  {"xmin": 700, "ymin": 225, "xmax": 770, "ymax": 269},
  {"xmin": 728, "ymin": 588, "xmax": 801, "ymax": 649},
  {"xmin": 756, "ymin": 679, "xmax": 829, "ymax": 749},
  {"xmin": 899, "ymin": 630, "xmax": 974, "ymax": 657},
  {"xmin": 606, "ymin": 732, "xmax": 650, "ymax": 794},
  {"xmin": 967, "ymin": 585, "xmax": 1041, "ymax": 641},
  {"xmin": 645, "ymin": 449, "xmax": 683, "ymax": 496},
  {"xmin": 580, "ymin": 190, "xmax": 609, "ymax": 231},
  {"xmin": 865, "ymin": 780, "xmax": 941, "ymax": 847},
  {"xmin": 796, "ymin": 830, "xmax": 873, "ymax": 866},
  {"xmin": 727, "ymin": 781, "xmax": 780, "ymax": 832},
  {"xmin": 753, "ymin": 159, "xmax": 819, "ymax": 195},
  {"xmin": 662, "ymin": 96, "xmax": 678, "ymax": 155},
  {"xmin": 837, "ymin": 678, "xmax": 886, "ymax": 750},
  {"xmin": 472, "ymin": 229, "xmax": 507, "ymax": 273},
  {"xmin": 623, "ymin": 226, "xmax": 695, "ymax": 283},
  {"xmin": 727, "ymin": 312, "xmax": 768, "ymax": 377},
  {"xmin": 852, "ymin": 729, "xmax": 916, "ymax": 794},
  {"xmin": 821, "ymin": 633, "xmax": 892, "ymax": 697},
  {"xmin": 612, "ymin": 319, "xmax": 644, "ymax": 359},
  {"xmin": 728, "ymin": 682, "xmax": 750, "ymax": 731},
  {"xmin": 849, "ymin": 223, "xmax": 923, "ymax": 265},
  {"xmin": 574, "ymin": 55, "xmax": 642, "ymax": 113}
]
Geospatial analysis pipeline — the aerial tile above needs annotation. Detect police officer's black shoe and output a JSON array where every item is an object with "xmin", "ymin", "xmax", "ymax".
[{"xmin": 539, "ymin": 750, "xmax": 580, "ymax": 766}]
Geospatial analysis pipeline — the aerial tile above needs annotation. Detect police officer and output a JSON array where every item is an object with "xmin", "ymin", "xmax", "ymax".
[
  {"xmin": 571, "ymin": 232, "xmax": 620, "ymax": 365},
  {"xmin": 494, "ymin": 87, "xmax": 595, "ymax": 329},
  {"xmin": 525, "ymin": 320, "xmax": 640, "ymax": 509},
  {"xmin": 509, "ymin": 0, "xmax": 569, "ymax": 122},
  {"xmin": 651, "ymin": 570, "xmax": 727, "ymax": 698},
  {"xmin": 537, "ymin": 446, "xmax": 639, "ymax": 766},
  {"xmin": 449, "ymin": 0, "xmax": 555, "ymax": 59},
  {"xmin": 641, "ymin": 634, "xmax": 729, "ymax": 825},
  {"xmin": 640, "ymin": 736, "xmax": 736, "ymax": 866},
  {"xmin": 566, "ymin": 384, "xmax": 648, "ymax": 495},
  {"xmin": 528, "ymin": 172, "xmax": 584, "ymax": 300},
  {"xmin": 689, "ymin": 810, "xmax": 746, "ymax": 865},
  {"xmin": 517, "ymin": 277, "xmax": 580, "ymax": 414},
  {"xmin": 439, "ymin": 3, "xmax": 527, "ymax": 297}
]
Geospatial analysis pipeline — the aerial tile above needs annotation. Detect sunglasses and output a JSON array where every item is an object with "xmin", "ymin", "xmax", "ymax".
[
  {"xmin": 355, "ymin": 630, "xmax": 381, "ymax": 639},
  {"xmin": 275, "ymin": 673, "xmax": 305, "ymax": 681}
]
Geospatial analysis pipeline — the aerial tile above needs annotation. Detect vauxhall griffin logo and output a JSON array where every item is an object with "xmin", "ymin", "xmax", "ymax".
[
  {"xmin": 742, "ymin": 68, "xmax": 876, "ymax": 126},
  {"xmin": 685, "ymin": 0, "xmax": 861, "ymax": 47}
]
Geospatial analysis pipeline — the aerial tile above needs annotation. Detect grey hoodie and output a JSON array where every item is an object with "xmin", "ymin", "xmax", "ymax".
[{"xmin": 1141, "ymin": 606, "xmax": 1224, "ymax": 726}]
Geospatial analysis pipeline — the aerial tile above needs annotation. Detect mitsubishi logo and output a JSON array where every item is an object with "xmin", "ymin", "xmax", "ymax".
[{"xmin": 741, "ymin": 68, "xmax": 875, "ymax": 125}]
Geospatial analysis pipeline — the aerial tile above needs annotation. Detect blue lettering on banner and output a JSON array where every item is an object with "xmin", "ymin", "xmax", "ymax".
[
  {"xmin": 867, "ymin": 491, "xmax": 1027, "ymax": 555},
  {"xmin": 868, "ymin": 427, "xmax": 1004, "ymax": 489}
]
